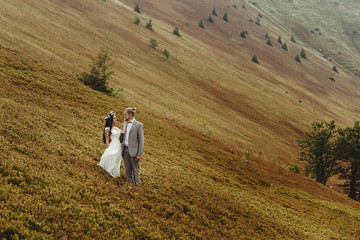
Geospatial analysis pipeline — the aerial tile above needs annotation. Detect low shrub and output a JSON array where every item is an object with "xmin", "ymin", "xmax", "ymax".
[
  {"xmin": 146, "ymin": 19, "xmax": 153, "ymax": 30},
  {"xmin": 134, "ymin": 16, "xmax": 140, "ymax": 25},
  {"xmin": 134, "ymin": 3, "xmax": 141, "ymax": 14},
  {"xmin": 252, "ymin": 55, "xmax": 260, "ymax": 64},
  {"xmin": 163, "ymin": 49, "xmax": 170, "ymax": 60},
  {"xmin": 198, "ymin": 20, "xmax": 205, "ymax": 28},
  {"xmin": 288, "ymin": 163, "xmax": 300, "ymax": 174},
  {"xmin": 300, "ymin": 48, "xmax": 307, "ymax": 59},
  {"xmin": 281, "ymin": 42, "xmax": 288, "ymax": 51},
  {"xmin": 173, "ymin": 27, "xmax": 181, "ymax": 37},
  {"xmin": 240, "ymin": 30, "xmax": 248, "ymax": 39},
  {"xmin": 149, "ymin": 38, "xmax": 158, "ymax": 49},
  {"xmin": 207, "ymin": 16, "xmax": 215, "ymax": 23},
  {"xmin": 211, "ymin": 7, "xmax": 217, "ymax": 16},
  {"xmin": 223, "ymin": 13, "xmax": 228, "ymax": 22}
]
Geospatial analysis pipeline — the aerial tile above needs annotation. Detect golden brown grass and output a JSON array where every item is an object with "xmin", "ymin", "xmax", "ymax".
[
  {"xmin": 1, "ymin": 44, "xmax": 360, "ymax": 239},
  {"xmin": 1, "ymin": 0, "xmax": 360, "ymax": 238}
]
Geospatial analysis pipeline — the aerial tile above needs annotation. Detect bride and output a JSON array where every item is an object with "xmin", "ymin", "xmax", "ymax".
[{"xmin": 98, "ymin": 111, "xmax": 126, "ymax": 178}]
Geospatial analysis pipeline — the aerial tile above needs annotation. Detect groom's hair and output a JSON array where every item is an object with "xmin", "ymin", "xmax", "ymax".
[{"xmin": 125, "ymin": 107, "xmax": 136, "ymax": 116}]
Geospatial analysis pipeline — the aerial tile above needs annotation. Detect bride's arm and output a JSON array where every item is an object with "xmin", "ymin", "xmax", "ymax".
[
  {"xmin": 120, "ymin": 122, "xmax": 127, "ymax": 134},
  {"xmin": 105, "ymin": 129, "xmax": 110, "ymax": 148}
]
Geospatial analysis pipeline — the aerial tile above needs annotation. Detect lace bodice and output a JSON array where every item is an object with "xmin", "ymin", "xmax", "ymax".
[{"xmin": 105, "ymin": 127, "xmax": 120, "ymax": 142}]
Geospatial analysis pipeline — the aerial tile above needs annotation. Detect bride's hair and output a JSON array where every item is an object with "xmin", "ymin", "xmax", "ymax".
[
  {"xmin": 125, "ymin": 107, "xmax": 136, "ymax": 116},
  {"xmin": 103, "ymin": 111, "xmax": 114, "ymax": 144}
]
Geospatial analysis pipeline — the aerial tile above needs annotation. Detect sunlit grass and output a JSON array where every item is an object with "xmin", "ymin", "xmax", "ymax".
[
  {"xmin": 1, "ymin": 0, "xmax": 360, "ymax": 238},
  {"xmin": 1, "ymin": 45, "xmax": 360, "ymax": 239}
]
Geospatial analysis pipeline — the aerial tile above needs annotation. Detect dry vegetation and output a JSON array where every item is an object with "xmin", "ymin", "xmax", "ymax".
[
  {"xmin": 1, "ymin": 0, "xmax": 360, "ymax": 238},
  {"xmin": 253, "ymin": 0, "xmax": 360, "ymax": 77},
  {"xmin": 2, "ymin": 45, "xmax": 360, "ymax": 239}
]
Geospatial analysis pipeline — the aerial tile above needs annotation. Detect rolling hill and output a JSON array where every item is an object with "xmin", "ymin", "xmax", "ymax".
[{"xmin": 1, "ymin": 0, "xmax": 360, "ymax": 239}]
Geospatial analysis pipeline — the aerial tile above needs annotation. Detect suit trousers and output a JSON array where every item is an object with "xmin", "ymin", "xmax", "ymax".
[{"xmin": 123, "ymin": 147, "xmax": 141, "ymax": 186}]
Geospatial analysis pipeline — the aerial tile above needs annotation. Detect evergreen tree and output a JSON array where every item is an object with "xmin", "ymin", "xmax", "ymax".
[
  {"xmin": 266, "ymin": 39, "xmax": 273, "ymax": 46},
  {"xmin": 265, "ymin": 32, "xmax": 269, "ymax": 39},
  {"xmin": 300, "ymin": 48, "xmax": 307, "ymax": 59},
  {"xmin": 173, "ymin": 27, "xmax": 181, "ymax": 37},
  {"xmin": 146, "ymin": 19, "xmax": 153, "ymax": 30},
  {"xmin": 295, "ymin": 54, "xmax": 301, "ymax": 63},
  {"xmin": 198, "ymin": 19, "xmax": 205, "ymax": 28},
  {"xmin": 240, "ymin": 30, "xmax": 247, "ymax": 39},
  {"xmin": 212, "ymin": 7, "xmax": 217, "ymax": 16},
  {"xmin": 163, "ymin": 49, "xmax": 170, "ymax": 60},
  {"xmin": 134, "ymin": 16, "xmax": 141, "ymax": 25},
  {"xmin": 337, "ymin": 122, "xmax": 360, "ymax": 200},
  {"xmin": 149, "ymin": 38, "xmax": 158, "ymax": 49},
  {"xmin": 78, "ymin": 49, "xmax": 114, "ymax": 95},
  {"xmin": 290, "ymin": 35, "xmax": 297, "ymax": 43},
  {"xmin": 281, "ymin": 42, "xmax": 288, "ymax": 51},
  {"xmin": 134, "ymin": 3, "xmax": 141, "ymax": 14},
  {"xmin": 207, "ymin": 16, "xmax": 215, "ymax": 23},
  {"xmin": 251, "ymin": 55, "xmax": 260, "ymax": 64},
  {"xmin": 223, "ymin": 13, "xmax": 228, "ymax": 22},
  {"xmin": 333, "ymin": 66, "xmax": 339, "ymax": 73},
  {"xmin": 297, "ymin": 121, "xmax": 337, "ymax": 184},
  {"xmin": 278, "ymin": 35, "xmax": 282, "ymax": 44}
]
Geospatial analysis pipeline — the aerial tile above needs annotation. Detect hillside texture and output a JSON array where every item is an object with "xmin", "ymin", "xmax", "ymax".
[
  {"xmin": 2, "ymin": 43, "xmax": 360, "ymax": 240},
  {"xmin": 252, "ymin": 0, "xmax": 360, "ymax": 78},
  {"xmin": 1, "ymin": 0, "xmax": 360, "ymax": 239}
]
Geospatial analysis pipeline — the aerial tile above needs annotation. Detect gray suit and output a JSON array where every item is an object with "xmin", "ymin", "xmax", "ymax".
[{"xmin": 120, "ymin": 120, "xmax": 144, "ymax": 185}]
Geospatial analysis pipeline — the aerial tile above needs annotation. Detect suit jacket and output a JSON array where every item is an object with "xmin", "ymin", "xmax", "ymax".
[{"xmin": 120, "ymin": 120, "xmax": 144, "ymax": 157}]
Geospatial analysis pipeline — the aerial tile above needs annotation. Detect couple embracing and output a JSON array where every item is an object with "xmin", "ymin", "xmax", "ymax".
[{"xmin": 98, "ymin": 107, "xmax": 144, "ymax": 186}]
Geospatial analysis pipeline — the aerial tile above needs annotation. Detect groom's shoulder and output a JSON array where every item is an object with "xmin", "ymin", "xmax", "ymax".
[{"xmin": 135, "ymin": 120, "xmax": 143, "ymax": 127}]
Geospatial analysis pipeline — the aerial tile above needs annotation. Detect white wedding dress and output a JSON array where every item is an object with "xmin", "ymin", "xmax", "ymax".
[{"xmin": 98, "ymin": 127, "xmax": 122, "ymax": 178}]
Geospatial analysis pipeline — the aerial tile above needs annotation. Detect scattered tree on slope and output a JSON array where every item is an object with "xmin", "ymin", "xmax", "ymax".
[
  {"xmin": 78, "ymin": 49, "xmax": 114, "ymax": 95},
  {"xmin": 223, "ymin": 13, "xmax": 228, "ymax": 22},
  {"xmin": 212, "ymin": 6, "xmax": 217, "ymax": 16},
  {"xmin": 198, "ymin": 19, "xmax": 205, "ymax": 28},
  {"xmin": 134, "ymin": 3, "xmax": 141, "ymax": 14},
  {"xmin": 337, "ymin": 122, "xmax": 360, "ymax": 200},
  {"xmin": 297, "ymin": 121, "xmax": 337, "ymax": 185},
  {"xmin": 300, "ymin": 48, "xmax": 307, "ymax": 59}
]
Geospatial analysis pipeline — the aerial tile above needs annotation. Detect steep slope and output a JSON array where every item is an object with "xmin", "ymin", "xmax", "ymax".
[
  {"xmin": 2, "ymin": 43, "xmax": 360, "ymax": 239},
  {"xmin": 252, "ymin": 0, "xmax": 360, "ymax": 77},
  {"xmin": 1, "ymin": 0, "xmax": 360, "ymax": 164},
  {"xmin": 1, "ymin": 0, "xmax": 360, "ymax": 238}
]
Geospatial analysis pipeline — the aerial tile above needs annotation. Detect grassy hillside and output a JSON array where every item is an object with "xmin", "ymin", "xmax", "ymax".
[
  {"xmin": 2, "ymin": 44, "xmax": 360, "ymax": 239},
  {"xmin": 252, "ymin": 0, "xmax": 360, "ymax": 78},
  {"xmin": 1, "ymin": 0, "xmax": 360, "ymax": 164},
  {"xmin": 1, "ymin": 0, "xmax": 360, "ymax": 238}
]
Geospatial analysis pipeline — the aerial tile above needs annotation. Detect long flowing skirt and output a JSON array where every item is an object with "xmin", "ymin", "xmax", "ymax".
[{"xmin": 98, "ymin": 140, "xmax": 121, "ymax": 178}]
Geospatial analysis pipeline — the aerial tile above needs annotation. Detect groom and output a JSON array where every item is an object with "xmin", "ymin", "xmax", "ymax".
[{"xmin": 120, "ymin": 107, "xmax": 144, "ymax": 186}]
